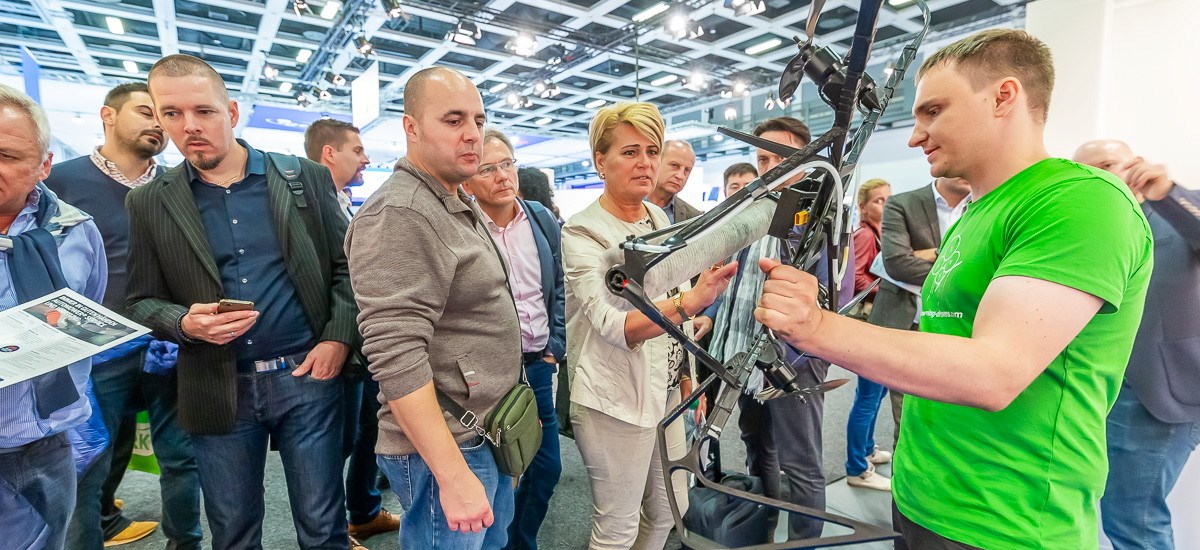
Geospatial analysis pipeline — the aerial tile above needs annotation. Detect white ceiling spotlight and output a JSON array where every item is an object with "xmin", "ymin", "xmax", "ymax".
[
  {"xmin": 534, "ymin": 80, "xmax": 561, "ymax": 99},
  {"xmin": 506, "ymin": 92, "xmax": 532, "ymax": 109},
  {"xmin": 291, "ymin": 0, "xmax": 309, "ymax": 16},
  {"xmin": 105, "ymin": 16, "xmax": 125, "ymax": 35},
  {"xmin": 296, "ymin": 49, "xmax": 312, "ymax": 63},
  {"xmin": 535, "ymin": 117, "xmax": 552, "ymax": 126},
  {"xmin": 123, "ymin": 60, "xmax": 138, "ymax": 74},
  {"xmin": 585, "ymin": 98, "xmax": 606, "ymax": 109},
  {"xmin": 682, "ymin": 70, "xmax": 709, "ymax": 92},
  {"xmin": 355, "ymin": 36, "xmax": 374, "ymax": 56},
  {"xmin": 329, "ymin": 73, "xmax": 346, "ymax": 86},
  {"xmin": 632, "ymin": 2, "xmax": 669, "ymax": 23},
  {"xmin": 319, "ymin": 0, "xmax": 341, "ymax": 20},
  {"xmin": 262, "ymin": 64, "xmax": 280, "ymax": 81},
  {"xmin": 488, "ymin": 82, "xmax": 507, "ymax": 93},
  {"xmin": 724, "ymin": 0, "xmax": 766, "ymax": 17},
  {"xmin": 505, "ymin": 33, "xmax": 537, "ymax": 57},
  {"xmin": 279, "ymin": 82, "xmax": 293, "ymax": 94},
  {"xmin": 665, "ymin": 14, "xmax": 704, "ymax": 41},
  {"xmin": 447, "ymin": 20, "xmax": 482, "ymax": 46},
  {"xmin": 723, "ymin": 105, "xmax": 738, "ymax": 121},
  {"xmin": 380, "ymin": 0, "xmax": 411, "ymax": 20}
]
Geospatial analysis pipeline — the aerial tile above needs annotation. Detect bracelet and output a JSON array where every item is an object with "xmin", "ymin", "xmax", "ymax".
[
  {"xmin": 176, "ymin": 313, "xmax": 202, "ymax": 345},
  {"xmin": 672, "ymin": 291, "xmax": 692, "ymax": 323}
]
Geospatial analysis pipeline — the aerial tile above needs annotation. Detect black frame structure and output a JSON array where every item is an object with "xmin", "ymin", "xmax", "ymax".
[{"xmin": 602, "ymin": 0, "xmax": 932, "ymax": 548}]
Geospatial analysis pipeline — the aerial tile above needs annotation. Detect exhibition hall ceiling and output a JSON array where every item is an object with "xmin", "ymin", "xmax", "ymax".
[{"xmin": 1, "ymin": 0, "xmax": 1027, "ymax": 139}]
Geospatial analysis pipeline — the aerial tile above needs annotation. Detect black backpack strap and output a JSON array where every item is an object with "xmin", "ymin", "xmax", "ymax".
[{"xmin": 267, "ymin": 152, "xmax": 308, "ymax": 208}]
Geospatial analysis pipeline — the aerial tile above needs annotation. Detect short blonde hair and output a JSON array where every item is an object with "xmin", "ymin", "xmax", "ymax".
[
  {"xmin": 919, "ymin": 29, "xmax": 1055, "ymax": 123},
  {"xmin": 857, "ymin": 178, "xmax": 890, "ymax": 206},
  {"xmin": 588, "ymin": 102, "xmax": 664, "ymax": 155}
]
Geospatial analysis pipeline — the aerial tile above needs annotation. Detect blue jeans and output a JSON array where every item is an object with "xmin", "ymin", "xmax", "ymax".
[
  {"xmin": 378, "ymin": 436, "xmax": 515, "ymax": 550},
  {"xmin": 505, "ymin": 360, "xmax": 562, "ymax": 550},
  {"xmin": 845, "ymin": 374, "xmax": 888, "ymax": 476},
  {"xmin": 1101, "ymin": 383, "xmax": 1200, "ymax": 549},
  {"xmin": 343, "ymin": 376, "xmax": 383, "ymax": 525},
  {"xmin": 68, "ymin": 351, "xmax": 202, "ymax": 550},
  {"xmin": 0, "ymin": 433, "xmax": 75, "ymax": 550},
  {"xmin": 191, "ymin": 369, "xmax": 346, "ymax": 549}
]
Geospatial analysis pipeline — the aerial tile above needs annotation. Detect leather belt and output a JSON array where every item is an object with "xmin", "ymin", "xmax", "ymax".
[
  {"xmin": 522, "ymin": 351, "xmax": 543, "ymax": 364},
  {"xmin": 252, "ymin": 351, "xmax": 309, "ymax": 373}
]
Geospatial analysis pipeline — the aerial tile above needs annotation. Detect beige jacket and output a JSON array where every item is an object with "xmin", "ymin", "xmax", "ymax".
[{"xmin": 563, "ymin": 199, "xmax": 693, "ymax": 428}]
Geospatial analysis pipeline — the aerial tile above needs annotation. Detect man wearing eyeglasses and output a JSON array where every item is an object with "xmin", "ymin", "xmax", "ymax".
[{"xmin": 462, "ymin": 129, "xmax": 565, "ymax": 550}]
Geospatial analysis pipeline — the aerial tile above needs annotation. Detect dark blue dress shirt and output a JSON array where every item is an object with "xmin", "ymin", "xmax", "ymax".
[{"xmin": 188, "ymin": 141, "xmax": 314, "ymax": 369}]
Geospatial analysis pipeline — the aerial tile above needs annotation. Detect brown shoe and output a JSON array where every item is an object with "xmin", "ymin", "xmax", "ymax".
[
  {"xmin": 103, "ymin": 521, "xmax": 158, "ymax": 547},
  {"xmin": 349, "ymin": 535, "xmax": 368, "ymax": 550},
  {"xmin": 348, "ymin": 509, "xmax": 401, "ymax": 540}
]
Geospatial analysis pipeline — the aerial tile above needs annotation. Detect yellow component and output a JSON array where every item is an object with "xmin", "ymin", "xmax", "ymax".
[{"xmin": 795, "ymin": 211, "xmax": 809, "ymax": 225}]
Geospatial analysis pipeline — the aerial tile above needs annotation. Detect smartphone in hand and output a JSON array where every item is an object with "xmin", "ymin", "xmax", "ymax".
[{"xmin": 216, "ymin": 299, "xmax": 255, "ymax": 314}]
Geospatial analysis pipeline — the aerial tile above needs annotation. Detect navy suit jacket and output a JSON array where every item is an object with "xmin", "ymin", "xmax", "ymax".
[
  {"xmin": 520, "ymin": 199, "xmax": 566, "ymax": 361},
  {"xmin": 1127, "ymin": 185, "xmax": 1200, "ymax": 423}
]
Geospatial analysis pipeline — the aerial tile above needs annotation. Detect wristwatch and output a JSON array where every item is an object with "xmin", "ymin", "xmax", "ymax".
[{"xmin": 672, "ymin": 291, "xmax": 692, "ymax": 323}]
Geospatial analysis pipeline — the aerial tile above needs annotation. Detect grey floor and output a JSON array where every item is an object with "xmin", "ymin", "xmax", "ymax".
[{"xmin": 115, "ymin": 365, "xmax": 897, "ymax": 549}]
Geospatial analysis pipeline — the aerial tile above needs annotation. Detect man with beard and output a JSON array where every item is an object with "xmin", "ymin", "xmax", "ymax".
[
  {"xmin": 47, "ymin": 82, "xmax": 202, "ymax": 549},
  {"xmin": 126, "ymin": 55, "xmax": 360, "ymax": 549},
  {"xmin": 304, "ymin": 119, "xmax": 398, "ymax": 549}
]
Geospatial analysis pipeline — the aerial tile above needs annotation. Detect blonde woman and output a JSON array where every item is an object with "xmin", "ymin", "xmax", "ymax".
[{"xmin": 562, "ymin": 102, "xmax": 736, "ymax": 549}]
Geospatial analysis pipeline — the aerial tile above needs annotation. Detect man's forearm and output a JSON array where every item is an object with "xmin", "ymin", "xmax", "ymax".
[
  {"xmin": 800, "ymin": 312, "xmax": 1016, "ymax": 411},
  {"xmin": 389, "ymin": 382, "xmax": 473, "ymax": 482}
]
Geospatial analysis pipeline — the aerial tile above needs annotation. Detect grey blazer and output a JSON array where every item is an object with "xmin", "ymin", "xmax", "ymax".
[
  {"xmin": 867, "ymin": 184, "xmax": 940, "ymax": 330},
  {"xmin": 673, "ymin": 197, "xmax": 703, "ymax": 223},
  {"xmin": 1126, "ymin": 186, "xmax": 1200, "ymax": 423}
]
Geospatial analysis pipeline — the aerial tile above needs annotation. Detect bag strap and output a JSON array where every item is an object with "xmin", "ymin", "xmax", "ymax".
[
  {"xmin": 434, "ymin": 386, "xmax": 501, "ymax": 446},
  {"xmin": 267, "ymin": 152, "xmax": 307, "ymax": 208}
]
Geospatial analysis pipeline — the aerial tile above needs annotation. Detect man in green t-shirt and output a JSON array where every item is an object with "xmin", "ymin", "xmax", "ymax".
[{"xmin": 754, "ymin": 29, "xmax": 1153, "ymax": 549}]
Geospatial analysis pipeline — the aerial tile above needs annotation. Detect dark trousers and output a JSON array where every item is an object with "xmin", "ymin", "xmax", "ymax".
[
  {"xmin": 191, "ymin": 369, "xmax": 346, "ymax": 550},
  {"xmin": 505, "ymin": 359, "xmax": 563, "ymax": 550},
  {"xmin": 737, "ymin": 356, "xmax": 828, "ymax": 540},
  {"xmin": 0, "ymin": 433, "xmax": 75, "ymax": 550},
  {"xmin": 342, "ymin": 376, "xmax": 383, "ymax": 525},
  {"xmin": 67, "ymin": 351, "xmax": 202, "ymax": 550},
  {"xmin": 892, "ymin": 503, "xmax": 981, "ymax": 550}
]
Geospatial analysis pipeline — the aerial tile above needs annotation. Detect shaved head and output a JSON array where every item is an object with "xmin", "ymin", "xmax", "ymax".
[
  {"xmin": 1072, "ymin": 139, "xmax": 1135, "ymax": 173},
  {"xmin": 147, "ymin": 54, "xmax": 228, "ymax": 102},
  {"xmin": 404, "ymin": 67, "xmax": 475, "ymax": 118}
]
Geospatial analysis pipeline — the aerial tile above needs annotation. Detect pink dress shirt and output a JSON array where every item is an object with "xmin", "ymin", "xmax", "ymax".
[{"xmin": 482, "ymin": 205, "xmax": 550, "ymax": 354}]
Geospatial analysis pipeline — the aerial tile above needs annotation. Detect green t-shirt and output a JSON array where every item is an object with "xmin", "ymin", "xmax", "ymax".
[{"xmin": 892, "ymin": 158, "xmax": 1153, "ymax": 549}]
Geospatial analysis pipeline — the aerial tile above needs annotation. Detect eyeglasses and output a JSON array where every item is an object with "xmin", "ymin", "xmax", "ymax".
[{"xmin": 477, "ymin": 158, "xmax": 517, "ymax": 179}]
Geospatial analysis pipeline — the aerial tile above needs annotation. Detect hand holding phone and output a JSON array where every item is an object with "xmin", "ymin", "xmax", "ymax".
[{"xmin": 216, "ymin": 299, "xmax": 255, "ymax": 314}]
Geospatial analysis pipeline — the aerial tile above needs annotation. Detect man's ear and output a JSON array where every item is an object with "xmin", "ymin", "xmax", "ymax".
[
  {"xmin": 228, "ymin": 99, "xmax": 240, "ymax": 127},
  {"xmin": 402, "ymin": 113, "xmax": 417, "ymax": 142},
  {"xmin": 993, "ymin": 77, "xmax": 1021, "ymax": 119},
  {"xmin": 322, "ymin": 144, "xmax": 336, "ymax": 163},
  {"xmin": 99, "ymin": 105, "xmax": 116, "ymax": 131},
  {"xmin": 37, "ymin": 152, "xmax": 53, "ymax": 182}
]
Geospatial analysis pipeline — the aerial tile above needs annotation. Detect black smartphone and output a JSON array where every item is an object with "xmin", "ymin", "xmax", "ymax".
[{"xmin": 216, "ymin": 299, "xmax": 255, "ymax": 313}]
